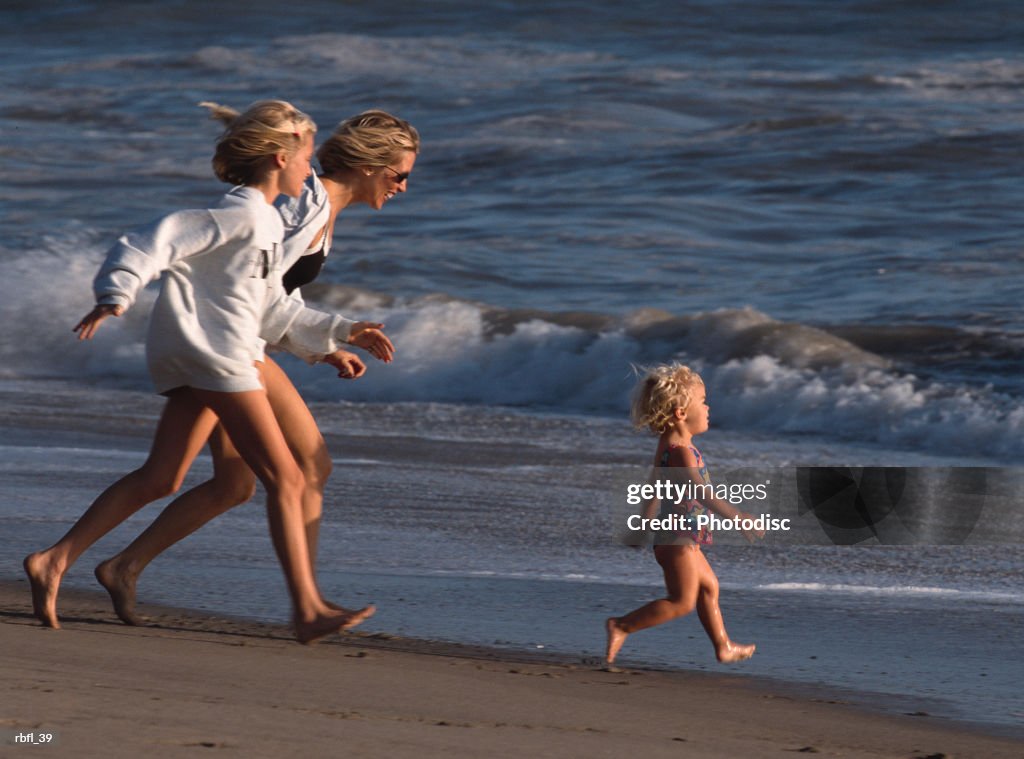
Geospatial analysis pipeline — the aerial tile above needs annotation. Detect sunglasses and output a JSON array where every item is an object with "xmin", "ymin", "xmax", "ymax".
[{"xmin": 383, "ymin": 165, "xmax": 411, "ymax": 184}]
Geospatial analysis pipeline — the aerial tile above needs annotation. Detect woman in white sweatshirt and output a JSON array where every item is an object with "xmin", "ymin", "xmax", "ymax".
[
  {"xmin": 25, "ymin": 100, "xmax": 391, "ymax": 643},
  {"xmin": 85, "ymin": 109, "xmax": 420, "ymax": 627}
]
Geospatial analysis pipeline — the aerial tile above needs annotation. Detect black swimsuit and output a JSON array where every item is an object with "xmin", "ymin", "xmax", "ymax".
[{"xmin": 282, "ymin": 249, "xmax": 325, "ymax": 294}]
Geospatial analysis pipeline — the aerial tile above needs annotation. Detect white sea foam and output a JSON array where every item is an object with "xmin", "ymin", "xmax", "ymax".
[
  {"xmin": 288, "ymin": 292, "xmax": 1024, "ymax": 462},
  {"xmin": 2, "ymin": 239, "xmax": 1021, "ymax": 463},
  {"xmin": 756, "ymin": 582, "xmax": 1024, "ymax": 604}
]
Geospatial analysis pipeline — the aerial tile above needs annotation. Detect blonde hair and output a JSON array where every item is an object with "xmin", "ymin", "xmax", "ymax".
[
  {"xmin": 630, "ymin": 363, "xmax": 704, "ymax": 434},
  {"xmin": 199, "ymin": 100, "xmax": 317, "ymax": 186},
  {"xmin": 317, "ymin": 109, "xmax": 420, "ymax": 176}
]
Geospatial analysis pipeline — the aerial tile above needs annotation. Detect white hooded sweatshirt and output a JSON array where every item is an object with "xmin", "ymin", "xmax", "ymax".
[{"xmin": 93, "ymin": 185, "xmax": 354, "ymax": 394}]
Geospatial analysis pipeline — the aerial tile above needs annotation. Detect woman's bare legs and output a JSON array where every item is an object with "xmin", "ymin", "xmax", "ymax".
[
  {"xmin": 94, "ymin": 426, "xmax": 255, "ymax": 624},
  {"xmin": 605, "ymin": 545, "xmax": 755, "ymax": 664},
  {"xmin": 187, "ymin": 386, "xmax": 372, "ymax": 643},
  {"xmin": 95, "ymin": 356, "xmax": 334, "ymax": 624},
  {"xmin": 24, "ymin": 392, "xmax": 219, "ymax": 628},
  {"xmin": 261, "ymin": 356, "xmax": 332, "ymax": 566}
]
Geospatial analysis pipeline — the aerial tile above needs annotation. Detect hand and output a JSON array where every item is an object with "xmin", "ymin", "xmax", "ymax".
[
  {"xmin": 347, "ymin": 321, "xmax": 395, "ymax": 363},
  {"xmin": 740, "ymin": 512, "xmax": 766, "ymax": 544},
  {"xmin": 323, "ymin": 350, "xmax": 366, "ymax": 379},
  {"xmin": 73, "ymin": 304, "xmax": 123, "ymax": 340}
]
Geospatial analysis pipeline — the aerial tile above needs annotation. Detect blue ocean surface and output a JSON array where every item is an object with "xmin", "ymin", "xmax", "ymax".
[
  {"xmin": 1, "ymin": 0, "xmax": 1022, "ymax": 734},
  {"xmin": 1, "ymin": 0, "xmax": 1022, "ymax": 461}
]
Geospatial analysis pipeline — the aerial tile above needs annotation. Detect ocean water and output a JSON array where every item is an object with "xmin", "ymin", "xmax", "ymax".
[
  {"xmin": 2, "ymin": 0, "xmax": 1023, "ymax": 461},
  {"xmin": 1, "ymin": 0, "xmax": 1022, "ymax": 733}
]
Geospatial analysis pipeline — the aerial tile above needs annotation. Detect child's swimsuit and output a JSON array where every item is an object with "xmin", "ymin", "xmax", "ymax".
[{"xmin": 656, "ymin": 444, "xmax": 713, "ymax": 547}]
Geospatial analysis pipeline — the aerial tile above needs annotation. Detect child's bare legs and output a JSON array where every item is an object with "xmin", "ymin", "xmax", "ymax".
[
  {"xmin": 95, "ymin": 357, "xmax": 335, "ymax": 623},
  {"xmin": 605, "ymin": 544, "xmax": 754, "ymax": 664},
  {"xmin": 693, "ymin": 558, "xmax": 756, "ymax": 663},
  {"xmin": 605, "ymin": 545, "xmax": 701, "ymax": 663},
  {"xmin": 24, "ymin": 393, "xmax": 219, "ymax": 628},
  {"xmin": 188, "ymin": 386, "xmax": 372, "ymax": 644}
]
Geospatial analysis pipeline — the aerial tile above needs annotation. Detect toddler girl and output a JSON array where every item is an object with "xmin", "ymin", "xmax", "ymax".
[{"xmin": 606, "ymin": 363, "xmax": 761, "ymax": 664}]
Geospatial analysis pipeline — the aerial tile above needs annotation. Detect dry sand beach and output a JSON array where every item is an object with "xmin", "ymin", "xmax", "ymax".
[{"xmin": 2, "ymin": 581, "xmax": 1020, "ymax": 758}]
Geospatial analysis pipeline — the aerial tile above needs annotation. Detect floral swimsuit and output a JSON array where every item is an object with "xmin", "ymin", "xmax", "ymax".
[{"xmin": 656, "ymin": 444, "xmax": 714, "ymax": 547}]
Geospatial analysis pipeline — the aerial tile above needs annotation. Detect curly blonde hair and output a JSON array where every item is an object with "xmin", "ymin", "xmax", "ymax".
[
  {"xmin": 630, "ymin": 363, "xmax": 704, "ymax": 434},
  {"xmin": 199, "ymin": 100, "xmax": 317, "ymax": 186},
  {"xmin": 316, "ymin": 109, "xmax": 420, "ymax": 176}
]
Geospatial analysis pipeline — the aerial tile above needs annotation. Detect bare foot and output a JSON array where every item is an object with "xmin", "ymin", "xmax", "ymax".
[
  {"xmin": 94, "ymin": 558, "xmax": 142, "ymax": 626},
  {"xmin": 294, "ymin": 605, "xmax": 376, "ymax": 645},
  {"xmin": 605, "ymin": 617, "xmax": 628, "ymax": 664},
  {"xmin": 716, "ymin": 641, "xmax": 756, "ymax": 663},
  {"xmin": 338, "ymin": 605, "xmax": 376, "ymax": 631},
  {"xmin": 23, "ymin": 551, "xmax": 62, "ymax": 629}
]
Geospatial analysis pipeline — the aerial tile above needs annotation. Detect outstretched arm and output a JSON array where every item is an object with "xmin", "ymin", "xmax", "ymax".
[
  {"xmin": 93, "ymin": 209, "xmax": 222, "ymax": 312},
  {"xmin": 78, "ymin": 208, "xmax": 223, "ymax": 339},
  {"xmin": 259, "ymin": 284, "xmax": 397, "ymax": 366}
]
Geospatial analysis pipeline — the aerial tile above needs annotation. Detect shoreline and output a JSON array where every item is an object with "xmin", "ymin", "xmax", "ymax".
[{"xmin": 3, "ymin": 578, "xmax": 1021, "ymax": 757}]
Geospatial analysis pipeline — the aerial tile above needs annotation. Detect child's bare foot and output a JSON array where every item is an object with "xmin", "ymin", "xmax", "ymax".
[
  {"xmin": 716, "ymin": 641, "xmax": 756, "ymax": 663},
  {"xmin": 294, "ymin": 604, "xmax": 376, "ymax": 645},
  {"xmin": 23, "ymin": 551, "xmax": 63, "ymax": 628},
  {"xmin": 94, "ymin": 557, "xmax": 142, "ymax": 626},
  {"xmin": 605, "ymin": 617, "xmax": 628, "ymax": 664}
]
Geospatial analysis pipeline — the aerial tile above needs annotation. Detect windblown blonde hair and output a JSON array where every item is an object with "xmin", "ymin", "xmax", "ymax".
[
  {"xmin": 630, "ymin": 363, "xmax": 704, "ymax": 434},
  {"xmin": 316, "ymin": 109, "xmax": 420, "ymax": 176},
  {"xmin": 199, "ymin": 100, "xmax": 317, "ymax": 186}
]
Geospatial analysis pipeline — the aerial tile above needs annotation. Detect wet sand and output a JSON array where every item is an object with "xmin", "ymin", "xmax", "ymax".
[{"xmin": 2, "ymin": 579, "xmax": 1020, "ymax": 758}]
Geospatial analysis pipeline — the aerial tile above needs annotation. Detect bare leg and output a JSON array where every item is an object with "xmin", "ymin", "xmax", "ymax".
[
  {"xmin": 606, "ymin": 544, "xmax": 754, "ymax": 664},
  {"xmin": 24, "ymin": 393, "xmax": 218, "ymax": 628},
  {"xmin": 604, "ymin": 617, "xmax": 628, "ymax": 665},
  {"xmin": 96, "ymin": 356, "xmax": 337, "ymax": 623},
  {"xmin": 95, "ymin": 424, "xmax": 255, "ymax": 624},
  {"xmin": 189, "ymin": 387, "xmax": 372, "ymax": 643},
  {"xmin": 261, "ymin": 357, "xmax": 332, "ymax": 566},
  {"xmin": 262, "ymin": 358, "xmax": 355, "ymax": 612},
  {"xmin": 692, "ymin": 551, "xmax": 755, "ymax": 663},
  {"xmin": 605, "ymin": 545, "xmax": 701, "ymax": 663}
]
